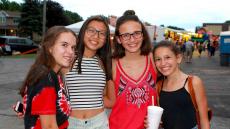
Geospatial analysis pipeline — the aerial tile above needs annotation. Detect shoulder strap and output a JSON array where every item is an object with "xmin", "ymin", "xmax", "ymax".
[
  {"xmin": 188, "ymin": 75, "xmax": 201, "ymax": 129},
  {"xmin": 188, "ymin": 76, "xmax": 198, "ymax": 111}
]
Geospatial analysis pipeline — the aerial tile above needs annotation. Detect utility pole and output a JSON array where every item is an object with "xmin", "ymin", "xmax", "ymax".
[{"xmin": 42, "ymin": 0, "xmax": 47, "ymax": 37}]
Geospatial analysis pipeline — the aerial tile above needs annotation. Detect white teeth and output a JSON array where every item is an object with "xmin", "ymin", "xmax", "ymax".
[
  {"xmin": 128, "ymin": 44, "xmax": 137, "ymax": 47},
  {"xmin": 90, "ymin": 40, "xmax": 98, "ymax": 45},
  {"xmin": 161, "ymin": 67, "xmax": 169, "ymax": 71}
]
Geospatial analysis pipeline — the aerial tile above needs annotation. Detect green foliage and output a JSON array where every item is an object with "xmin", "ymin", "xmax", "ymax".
[
  {"xmin": 2, "ymin": 54, "xmax": 36, "ymax": 58},
  {"xmin": 46, "ymin": 0, "xmax": 70, "ymax": 28},
  {"xmin": 18, "ymin": 0, "xmax": 42, "ymax": 37},
  {"xmin": 64, "ymin": 10, "xmax": 83, "ymax": 24},
  {"xmin": 1, "ymin": 0, "xmax": 83, "ymax": 37},
  {"xmin": 0, "ymin": 0, "xmax": 21, "ymax": 11},
  {"xmin": 225, "ymin": 20, "xmax": 230, "ymax": 24}
]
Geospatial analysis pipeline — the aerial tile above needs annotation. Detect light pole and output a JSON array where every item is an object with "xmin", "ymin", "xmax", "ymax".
[{"xmin": 42, "ymin": 0, "xmax": 46, "ymax": 37}]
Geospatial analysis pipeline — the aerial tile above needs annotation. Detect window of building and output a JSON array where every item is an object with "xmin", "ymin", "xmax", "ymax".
[{"xmin": 0, "ymin": 16, "xmax": 6, "ymax": 24}]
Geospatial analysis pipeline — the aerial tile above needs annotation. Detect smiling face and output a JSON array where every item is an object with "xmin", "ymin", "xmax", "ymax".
[
  {"xmin": 83, "ymin": 20, "xmax": 107, "ymax": 56},
  {"xmin": 49, "ymin": 32, "xmax": 77, "ymax": 72},
  {"xmin": 117, "ymin": 21, "xmax": 143, "ymax": 54},
  {"xmin": 154, "ymin": 47, "xmax": 182, "ymax": 76}
]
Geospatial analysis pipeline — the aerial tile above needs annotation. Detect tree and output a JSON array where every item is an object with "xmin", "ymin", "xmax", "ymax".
[
  {"xmin": 45, "ymin": 0, "xmax": 70, "ymax": 28},
  {"xmin": 143, "ymin": 22, "xmax": 152, "ymax": 26},
  {"xmin": 0, "ymin": 0, "xmax": 10, "ymax": 10},
  {"xmin": 64, "ymin": 10, "xmax": 83, "ymax": 24},
  {"xmin": 167, "ymin": 25, "xmax": 185, "ymax": 30},
  {"xmin": 224, "ymin": 20, "xmax": 230, "ymax": 24},
  {"xmin": 0, "ymin": 0, "xmax": 21, "ymax": 11},
  {"xmin": 18, "ymin": 0, "xmax": 42, "ymax": 38}
]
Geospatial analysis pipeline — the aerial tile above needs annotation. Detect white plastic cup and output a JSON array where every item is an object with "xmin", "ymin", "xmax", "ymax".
[{"xmin": 147, "ymin": 106, "xmax": 164, "ymax": 129}]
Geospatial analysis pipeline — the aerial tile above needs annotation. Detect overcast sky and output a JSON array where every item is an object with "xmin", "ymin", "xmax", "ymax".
[{"xmin": 10, "ymin": 0, "xmax": 230, "ymax": 32}]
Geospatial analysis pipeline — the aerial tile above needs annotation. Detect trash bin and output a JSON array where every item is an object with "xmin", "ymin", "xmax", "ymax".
[{"xmin": 220, "ymin": 54, "xmax": 229, "ymax": 66}]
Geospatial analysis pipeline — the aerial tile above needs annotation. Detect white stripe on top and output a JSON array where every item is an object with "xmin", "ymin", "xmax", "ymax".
[{"xmin": 65, "ymin": 56, "xmax": 106, "ymax": 110}]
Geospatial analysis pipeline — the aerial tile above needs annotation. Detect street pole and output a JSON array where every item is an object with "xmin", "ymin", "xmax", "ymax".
[{"xmin": 42, "ymin": 0, "xmax": 46, "ymax": 38}]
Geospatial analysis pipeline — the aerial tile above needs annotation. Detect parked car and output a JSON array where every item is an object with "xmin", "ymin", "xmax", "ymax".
[{"xmin": 0, "ymin": 36, "xmax": 39, "ymax": 55}]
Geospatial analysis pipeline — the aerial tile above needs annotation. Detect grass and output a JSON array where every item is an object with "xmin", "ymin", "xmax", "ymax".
[{"xmin": 1, "ymin": 54, "xmax": 36, "ymax": 59}]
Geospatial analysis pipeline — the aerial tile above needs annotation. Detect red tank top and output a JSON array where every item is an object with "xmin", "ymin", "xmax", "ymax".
[{"xmin": 109, "ymin": 56, "xmax": 157, "ymax": 129}]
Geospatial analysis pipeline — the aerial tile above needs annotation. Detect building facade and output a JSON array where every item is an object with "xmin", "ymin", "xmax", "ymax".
[
  {"xmin": 0, "ymin": 10, "xmax": 21, "ymax": 36},
  {"xmin": 203, "ymin": 23, "xmax": 230, "ymax": 36}
]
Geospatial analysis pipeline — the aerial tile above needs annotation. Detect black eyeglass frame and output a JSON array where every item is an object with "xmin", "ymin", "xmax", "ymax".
[
  {"xmin": 86, "ymin": 27, "xmax": 107, "ymax": 39},
  {"xmin": 119, "ymin": 31, "xmax": 143, "ymax": 41}
]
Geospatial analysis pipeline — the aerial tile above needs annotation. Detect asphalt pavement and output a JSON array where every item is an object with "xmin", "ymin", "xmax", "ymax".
[{"xmin": 0, "ymin": 50, "xmax": 229, "ymax": 129}]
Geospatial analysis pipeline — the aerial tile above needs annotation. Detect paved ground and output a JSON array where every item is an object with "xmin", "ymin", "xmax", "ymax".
[
  {"xmin": 0, "ymin": 50, "xmax": 229, "ymax": 129},
  {"xmin": 181, "ymin": 50, "xmax": 230, "ymax": 129}
]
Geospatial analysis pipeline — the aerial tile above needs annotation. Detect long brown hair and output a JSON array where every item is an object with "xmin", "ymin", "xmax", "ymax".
[{"xmin": 19, "ymin": 26, "xmax": 77, "ymax": 96}]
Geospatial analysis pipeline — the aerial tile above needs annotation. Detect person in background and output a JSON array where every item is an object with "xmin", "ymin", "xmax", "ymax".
[
  {"xmin": 210, "ymin": 40, "xmax": 218, "ymax": 57},
  {"xmin": 185, "ymin": 39, "xmax": 194, "ymax": 63},
  {"xmin": 152, "ymin": 40, "xmax": 210, "ymax": 129},
  {"xmin": 197, "ymin": 42, "xmax": 203, "ymax": 57},
  {"xmin": 19, "ymin": 26, "xmax": 77, "ymax": 129},
  {"xmin": 109, "ymin": 10, "xmax": 158, "ymax": 129},
  {"xmin": 65, "ymin": 15, "xmax": 115, "ymax": 129}
]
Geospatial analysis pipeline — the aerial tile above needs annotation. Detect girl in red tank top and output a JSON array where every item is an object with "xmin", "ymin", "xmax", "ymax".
[{"xmin": 109, "ymin": 10, "xmax": 157, "ymax": 129}]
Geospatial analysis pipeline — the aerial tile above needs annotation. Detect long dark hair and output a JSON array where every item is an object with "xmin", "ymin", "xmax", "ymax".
[
  {"xmin": 76, "ymin": 15, "xmax": 112, "ymax": 80},
  {"xmin": 112, "ymin": 10, "xmax": 151, "ymax": 58},
  {"xmin": 19, "ymin": 26, "xmax": 77, "ymax": 96}
]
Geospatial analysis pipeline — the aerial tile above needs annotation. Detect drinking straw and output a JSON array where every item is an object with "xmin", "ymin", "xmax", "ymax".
[{"xmin": 152, "ymin": 96, "xmax": 154, "ymax": 106}]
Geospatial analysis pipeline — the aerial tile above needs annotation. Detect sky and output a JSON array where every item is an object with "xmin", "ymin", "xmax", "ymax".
[{"xmin": 10, "ymin": 0, "xmax": 230, "ymax": 32}]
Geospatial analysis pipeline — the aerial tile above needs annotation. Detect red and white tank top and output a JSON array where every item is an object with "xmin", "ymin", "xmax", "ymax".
[{"xmin": 109, "ymin": 56, "xmax": 157, "ymax": 129}]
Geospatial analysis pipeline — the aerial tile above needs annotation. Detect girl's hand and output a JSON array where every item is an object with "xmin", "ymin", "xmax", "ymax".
[
  {"xmin": 144, "ymin": 115, "xmax": 149, "ymax": 128},
  {"xmin": 12, "ymin": 105, "xmax": 24, "ymax": 119}
]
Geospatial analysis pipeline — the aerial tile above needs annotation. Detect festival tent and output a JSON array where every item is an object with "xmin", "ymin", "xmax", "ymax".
[{"xmin": 66, "ymin": 21, "xmax": 115, "ymax": 34}]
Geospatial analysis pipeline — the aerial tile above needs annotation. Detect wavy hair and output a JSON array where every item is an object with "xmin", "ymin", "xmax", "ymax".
[{"xmin": 20, "ymin": 26, "xmax": 77, "ymax": 96}]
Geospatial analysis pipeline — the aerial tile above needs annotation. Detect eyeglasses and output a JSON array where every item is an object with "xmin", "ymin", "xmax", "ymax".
[
  {"xmin": 119, "ymin": 31, "xmax": 143, "ymax": 41},
  {"xmin": 86, "ymin": 27, "xmax": 107, "ymax": 39}
]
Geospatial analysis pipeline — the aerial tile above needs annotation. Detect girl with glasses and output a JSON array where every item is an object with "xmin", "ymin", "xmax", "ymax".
[
  {"xmin": 65, "ymin": 15, "xmax": 115, "ymax": 129},
  {"xmin": 109, "ymin": 10, "xmax": 158, "ymax": 129}
]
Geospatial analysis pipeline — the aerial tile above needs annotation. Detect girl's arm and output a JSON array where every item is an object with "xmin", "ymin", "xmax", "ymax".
[
  {"xmin": 192, "ymin": 76, "xmax": 210, "ymax": 129},
  {"xmin": 103, "ymin": 80, "xmax": 116, "ymax": 108},
  {"xmin": 40, "ymin": 115, "xmax": 59, "ymax": 129},
  {"xmin": 103, "ymin": 59, "xmax": 116, "ymax": 108}
]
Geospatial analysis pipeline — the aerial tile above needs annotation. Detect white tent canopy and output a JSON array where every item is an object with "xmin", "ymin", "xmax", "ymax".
[{"xmin": 66, "ymin": 21, "xmax": 115, "ymax": 34}]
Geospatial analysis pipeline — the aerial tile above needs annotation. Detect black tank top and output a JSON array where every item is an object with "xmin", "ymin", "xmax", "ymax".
[{"xmin": 159, "ymin": 77, "xmax": 197, "ymax": 129}]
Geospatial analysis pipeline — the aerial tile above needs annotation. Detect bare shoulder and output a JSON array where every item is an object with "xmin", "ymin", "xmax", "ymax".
[
  {"xmin": 192, "ymin": 75, "xmax": 203, "ymax": 86},
  {"xmin": 191, "ymin": 75, "xmax": 205, "ymax": 91}
]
